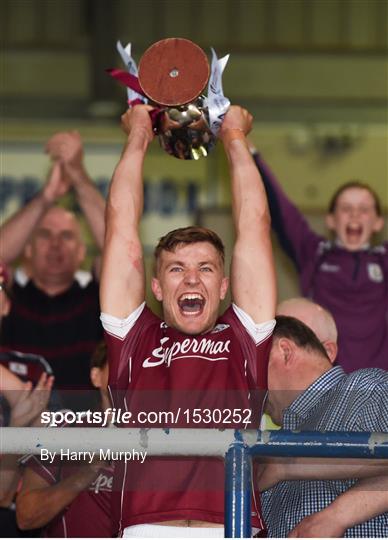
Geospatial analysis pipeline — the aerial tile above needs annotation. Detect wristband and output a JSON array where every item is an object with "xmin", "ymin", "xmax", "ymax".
[{"xmin": 220, "ymin": 128, "xmax": 246, "ymax": 146}]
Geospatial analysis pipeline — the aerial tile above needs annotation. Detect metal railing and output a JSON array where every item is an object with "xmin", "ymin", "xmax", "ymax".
[{"xmin": 2, "ymin": 427, "xmax": 388, "ymax": 538}]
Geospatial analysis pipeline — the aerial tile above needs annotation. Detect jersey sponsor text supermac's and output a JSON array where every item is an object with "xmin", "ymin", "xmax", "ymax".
[{"xmin": 142, "ymin": 335, "xmax": 231, "ymax": 368}]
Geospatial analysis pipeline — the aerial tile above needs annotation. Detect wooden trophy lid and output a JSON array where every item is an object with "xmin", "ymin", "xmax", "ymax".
[{"xmin": 138, "ymin": 38, "xmax": 210, "ymax": 106}]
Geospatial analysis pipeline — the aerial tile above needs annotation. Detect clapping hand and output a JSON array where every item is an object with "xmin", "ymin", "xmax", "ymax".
[
  {"xmin": 45, "ymin": 131, "xmax": 85, "ymax": 188},
  {"xmin": 10, "ymin": 372, "xmax": 54, "ymax": 427}
]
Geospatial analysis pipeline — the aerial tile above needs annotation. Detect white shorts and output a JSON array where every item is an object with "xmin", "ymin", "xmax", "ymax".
[{"xmin": 123, "ymin": 524, "xmax": 224, "ymax": 538}]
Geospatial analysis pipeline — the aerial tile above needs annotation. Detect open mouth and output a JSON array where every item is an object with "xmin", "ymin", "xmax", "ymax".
[
  {"xmin": 346, "ymin": 224, "xmax": 363, "ymax": 243},
  {"xmin": 178, "ymin": 293, "xmax": 205, "ymax": 316}
]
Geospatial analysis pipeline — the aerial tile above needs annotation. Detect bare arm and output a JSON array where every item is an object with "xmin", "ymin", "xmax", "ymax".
[
  {"xmin": 16, "ymin": 463, "xmax": 103, "ymax": 530},
  {"xmin": 0, "ymin": 162, "xmax": 68, "ymax": 264},
  {"xmin": 258, "ymin": 456, "xmax": 388, "ymax": 492},
  {"xmin": 100, "ymin": 106, "xmax": 154, "ymax": 318},
  {"xmin": 46, "ymin": 131, "xmax": 106, "ymax": 251},
  {"xmin": 219, "ymin": 107, "xmax": 276, "ymax": 323},
  {"xmin": 0, "ymin": 455, "xmax": 21, "ymax": 506},
  {"xmin": 288, "ymin": 476, "xmax": 388, "ymax": 537}
]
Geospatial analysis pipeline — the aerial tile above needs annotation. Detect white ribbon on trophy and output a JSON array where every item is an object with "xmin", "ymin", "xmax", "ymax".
[
  {"xmin": 206, "ymin": 48, "xmax": 230, "ymax": 136},
  {"xmin": 116, "ymin": 41, "xmax": 148, "ymax": 104}
]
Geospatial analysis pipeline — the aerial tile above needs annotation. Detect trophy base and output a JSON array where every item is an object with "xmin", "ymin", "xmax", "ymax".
[{"xmin": 138, "ymin": 38, "xmax": 210, "ymax": 106}]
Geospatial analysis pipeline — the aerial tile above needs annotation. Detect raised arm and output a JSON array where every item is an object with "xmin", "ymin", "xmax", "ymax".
[
  {"xmin": 219, "ymin": 107, "xmax": 276, "ymax": 323},
  {"xmin": 250, "ymin": 147, "xmax": 321, "ymax": 271},
  {"xmin": 100, "ymin": 106, "xmax": 154, "ymax": 318},
  {"xmin": 0, "ymin": 162, "xmax": 69, "ymax": 265},
  {"xmin": 46, "ymin": 131, "xmax": 106, "ymax": 251}
]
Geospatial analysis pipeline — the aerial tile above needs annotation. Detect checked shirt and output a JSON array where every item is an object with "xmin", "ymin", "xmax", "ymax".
[{"xmin": 262, "ymin": 366, "xmax": 388, "ymax": 537}]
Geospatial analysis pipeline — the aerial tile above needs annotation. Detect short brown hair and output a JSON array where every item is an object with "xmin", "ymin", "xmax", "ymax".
[
  {"xmin": 154, "ymin": 226, "xmax": 225, "ymax": 269},
  {"xmin": 274, "ymin": 315, "xmax": 330, "ymax": 360},
  {"xmin": 328, "ymin": 181, "xmax": 381, "ymax": 216}
]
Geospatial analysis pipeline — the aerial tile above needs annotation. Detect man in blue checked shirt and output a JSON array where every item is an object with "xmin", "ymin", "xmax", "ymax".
[{"xmin": 260, "ymin": 311, "xmax": 388, "ymax": 538}]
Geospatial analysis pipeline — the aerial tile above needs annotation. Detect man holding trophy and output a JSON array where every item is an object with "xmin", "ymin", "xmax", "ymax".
[{"xmin": 101, "ymin": 39, "xmax": 276, "ymax": 537}]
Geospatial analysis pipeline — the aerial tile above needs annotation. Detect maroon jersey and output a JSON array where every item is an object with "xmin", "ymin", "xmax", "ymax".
[
  {"xmin": 103, "ymin": 305, "xmax": 273, "ymax": 535},
  {"xmin": 22, "ymin": 422, "xmax": 113, "ymax": 538}
]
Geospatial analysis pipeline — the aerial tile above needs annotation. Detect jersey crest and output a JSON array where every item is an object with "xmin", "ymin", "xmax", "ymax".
[{"xmin": 367, "ymin": 263, "xmax": 383, "ymax": 283}]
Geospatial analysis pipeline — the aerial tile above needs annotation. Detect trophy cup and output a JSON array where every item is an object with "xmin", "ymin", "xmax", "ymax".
[{"xmin": 107, "ymin": 38, "xmax": 230, "ymax": 160}]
